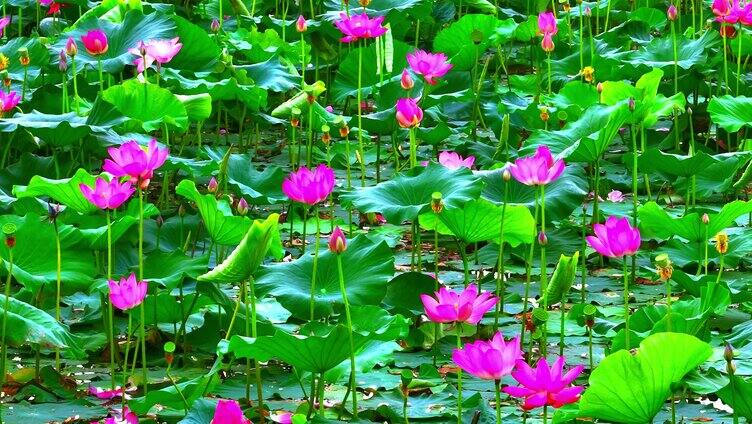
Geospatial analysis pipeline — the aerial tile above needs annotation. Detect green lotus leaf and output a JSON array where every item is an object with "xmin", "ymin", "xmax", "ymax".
[
  {"xmin": 175, "ymin": 179, "xmax": 252, "ymax": 245},
  {"xmin": 544, "ymin": 251, "xmax": 579, "ymax": 306},
  {"xmin": 0, "ymin": 111, "xmax": 115, "ymax": 147},
  {"xmin": 638, "ymin": 199, "xmax": 752, "ymax": 242},
  {"xmin": 102, "ymin": 79, "xmax": 188, "ymax": 132},
  {"xmin": 433, "ymin": 14, "xmax": 505, "ymax": 71},
  {"xmin": 13, "ymin": 168, "xmax": 99, "ymax": 214},
  {"xmin": 708, "ymin": 95, "xmax": 752, "ymax": 132},
  {"xmin": 630, "ymin": 30, "xmax": 719, "ymax": 70}
]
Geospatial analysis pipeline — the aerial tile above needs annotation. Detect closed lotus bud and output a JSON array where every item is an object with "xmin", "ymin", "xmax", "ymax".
[
  {"xmin": 156, "ymin": 215, "xmax": 164, "ymax": 228},
  {"xmin": 503, "ymin": 169, "xmax": 511, "ymax": 182},
  {"xmin": 400, "ymin": 69, "xmax": 414, "ymax": 90},
  {"xmin": 584, "ymin": 6, "xmax": 592, "ymax": 16},
  {"xmin": 58, "ymin": 50, "xmax": 67, "ymax": 72},
  {"xmin": 178, "ymin": 204, "xmax": 186, "ymax": 217},
  {"xmin": 687, "ymin": 106, "xmax": 693, "ymax": 115},
  {"xmin": 329, "ymin": 226, "xmax": 347, "ymax": 254},
  {"xmin": 725, "ymin": 343, "xmax": 736, "ymax": 374},
  {"xmin": 539, "ymin": 106, "xmax": 550, "ymax": 122},
  {"xmin": 18, "ymin": 47, "xmax": 29, "ymax": 66},
  {"xmin": 667, "ymin": 4, "xmax": 677, "ymax": 21},
  {"xmin": 628, "ymin": 97, "xmax": 636, "ymax": 112},
  {"xmin": 715, "ymin": 232, "xmax": 729, "ymax": 254},
  {"xmin": 65, "ymin": 37, "xmax": 78, "ymax": 57},
  {"xmin": 211, "ymin": 18, "xmax": 220, "ymax": 33},
  {"xmin": 3, "ymin": 223, "xmax": 16, "ymax": 249},
  {"xmin": 597, "ymin": 82, "xmax": 604, "ymax": 94},
  {"xmin": 237, "ymin": 197, "xmax": 249, "ymax": 216},
  {"xmin": 306, "ymin": 93, "xmax": 315, "ymax": 104},
  {"xmin": 208, "ymin": 177, "xmax": 218, "ymax": 193},
  {"xmin": 431, "ymin": 192, "xmax": 443, "ymax": 214},
  {"xmin": 296, "ymin": 15, "xmax": 307, "ymax": 33},
  {"xmin": 702, "ymin": 213, "xmax": 709, "ymax": 224},
  {"xmin": 538, "ymin": 231, "xmax": 548, "ymax": 246}
]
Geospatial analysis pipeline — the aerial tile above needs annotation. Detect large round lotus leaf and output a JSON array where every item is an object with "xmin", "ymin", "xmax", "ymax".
[
  {"xmin": 1, "ymin": 37, "xmax": 47, "ymax": 82},
  {"xmin": 433, "ymin": 14, "xmax": 504, "ymax": 71},
  {"xmin": 341, "ymin": 164, "xmax": 483, "ymax": 224},
  {"xmin": 102, "ymin": 79, "xmax": 188, "ymax": 132},
  {"xmin": 0, "ymin": 111, "xmax": 114, "ymax": 147},
  {"xmin": 255, "ymin": 234, "xmax": 394, "ymax": 319},
  {"xmin": 630, "ymin": 30, "xmax": 718, "ymax": 70},
  {"xmin": 708, "ymin": 94, "xmax": 752, "ymax": 132}
]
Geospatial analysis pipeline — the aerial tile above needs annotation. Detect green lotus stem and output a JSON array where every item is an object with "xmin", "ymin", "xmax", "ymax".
[
  {"xmin": 409, "ymin": 128, "xmax": 417, "ymax": 169},
  {"xmin": 1, "ymin": 249, "xmax": 13, "ymax": 385},
  {"xmin": 723, "ymin": 24, "xmax": 730, "ymax": 94},
  {"xmin": 357, "ymin": 41, "xmax": 366, "ymax": 187},
  {"xmin": 631, "ymin": 125, "xmax": 638, "ymax": 225},
  {"xmin": 671, "ymin": 18, "xmax": 679, "ymax": 96},
  {"xmin": 547, "ymin": 52, "xmax": 552, "ymax": 95},
  {"xmin": 309, "ymin": 207, "xmax": 321, "ymax": 321},
  {"xmin": 736, "ymin": 24, "xmax": 743, "ymax": 96},
  {"xmin": 61, "ymin": 73, "xmax": 68, "ymax": 113},
  {"xmin": 138, "ymin": 187, "xmax": 148, "ymax": 394},
  {"xmin": 301, "ymin": 205, "xmax": 308, "ymax": 253},
  {"xmin": 455, "ymin": 324, "xmax": 463, "ymax": 424},
  {"xmin": 539, "ymin": 184, "xmax": 548, "ymax": 357},
  {"xmin": 622, "ymin": 256, "xmax": 630, "ymax": 350},
  {"xmin": 494, "ymin": 180, "xmax": 509, "ymax": 331},
  {"xmin": 121, "ymin": 313, "xmax": 132, "ymax": 408},
  {"xmin": 580, "ymin": 208, "xmax": 587, "ymax": 304},
  {"xmin": 666, "ymin": 275, "xmax": 673, "ymax": 333},
  {"xmin": 71, "ymin": 59, "xmax": 80, "ymax": 114},
  {"xmin": 579, "ymin": 2, "xmax": 584, "ymax": 79},
  {"xmin": 97, "ymin": 57, "xmax": 104, "ymax": 95},
  {"xmin": 21, "ymin": 64, "xmax": 27, "ymax": 102},
  {"xmin": 494, "ymin": 379, "xmax": 502, "ymax": 424},
  {"xmin": 716, "ymin": 253, "xmax": 725, "ymax": 284},
  {"xmin": 458, "ymin": 241, "xmax": 470, "ymax": 288},
  {"xmin": 336, "ymin": 254, "xmax": 358, "ymax": 417},
  {"xmin": 592, "ymin": 159, "xmax": 601, "ymax": 224},
  {"xmin": 53, "ymin": 218, "xmax": 62, "ymax": 372},
  {"xmin": 17, "ymin": 7, "xmax": 21, "ymax": 36},
  {"xmin": 587, "ymin": 323, "xmax": 594, "ymax": 370},
  {"xmin": 300, "ymin": 32, "xmax": 306, "ymax": 90},
  {"xmin": 703, "ymin": 225, "xmax": 709, "ymax": 275},
  {"xmin": 415, "ymin": 221, "xmax": 423, "ymax": 272},
  {"xmin": 543, "ymin": 404, "xmax": 548, "ymax": 424},
  {"xmin": 604, "ymin": 0, "xmax": 612, "ymax": 33},
  {"xmin": 248, "ymin": 279, "xmax": 264, "ymax": 417},
  {"xmin": 520, "ymin": 190, "xmax": 539, "ymax": 349},
  {"xmin": 165, "ymin": 362, "xmax": 189, "ymax": 414},
  {"xmin": 306, "ymin": 97, "xmax": 313, "ymax": 167},
  {"xmin": 689, "ymin": 115, "xmax": 697, "ymax": 207},
  {"xmin": 219, "ymin": 0, "xmax": 223, "ymax": 30}
]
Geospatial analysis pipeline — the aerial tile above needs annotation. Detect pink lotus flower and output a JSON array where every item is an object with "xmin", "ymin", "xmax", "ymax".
[
  {"xmin": 102, "ymin": 139, "xmax": 169, "ymax": 189},
  {"xmin": 438, "ymin": 151, "xmax": 474, "ymax": 170},
  {"xmin": 606, "ymin": 190, "xmax": 624, "ymax": 202},
  {"xmin": 395, "ymin": 98, "xmax": 423, "ymax": 128},
  {"xmin": 329, "ymin": 226, "xmax": 347, "ymax": 254},
  {"xmin": 667, "ymin": 4, "xmax": 678, "ymax": 20},
  {"xmin": 504, "ymin": 356, "xmax": 584, "ymax": 410},
  {"xmin": 108, "ymin": 273, "xmax": 147, "ymax": 311},
  {"xmin": 296, "ymin": 15, "xmax": 307, "ymax": 32},
  {"xmin": 420, "ymin": 284, "xmax": 498, "ymax": 324},
  {"xmin": 271, "ymin": 412, "xmax": 293, "ymax": 423},
  {"xmin": 66, "ymin": 36, "xmax": 78, "ymax": 56},
  {"xmin": 0, "ymin": 16, "xmax": 10, "ymax": 37},
  {"xmin": 130, "ymin": 38, "xmax": 182, "ymax": 72},
  {"xmin": 0, "ymin": 91, "xmax": 21, "ymax": 116},
  {"xmin": 508, "ymin": 145, "xmax": 565, "ymax": 186},
  {"xmin": 541, "ymin": 33, "xmax": 555, "ymax": 52},
  {"xmin": 88, "ymin": 386, "xmax": 124, "ymax": 399},
  {"xmin": 80, "ymin": 177, "xmax": 135, "ymax": 210},
  {"xmin": 334, "ymin": 12, "xmax": 388, "ymax": 43},
  {"xmin": 406, "ymin": 50, "xmax": 453, "ymax": 85},
  {"xmin": 538, "ymin": 12, "xmax": 558, "ymax": 36},
  {"xmin": 713, "ymin": 0, "xmax": 752, "ymax": 23},
  {"xmin": 400, "ymin": 69, "xmax": 414, "ymax": 90},
  {"xmin": 586, "ymin": 216, "xmax": 641, "ymax": 258},
  {"xmin": 452, "ymin": 332, "xmax": 522, "ymax": 380},
  {"xmin": 102, "ymin": 406, "xmax": 138, "ymax": 424},
  {"xmin": 282, "ymin": 164, "xmax": 335, "ymax": 206},
  {"xmin": 81, "ymin": 29, "xmax": 109, "ymax": 56},
  {"xmin": 213, "ymin": 399, "xmax": 251, "ymax": 424}
]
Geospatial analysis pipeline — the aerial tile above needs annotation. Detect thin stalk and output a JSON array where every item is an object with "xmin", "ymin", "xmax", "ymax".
[
  {"xmin": 494, "ymin": 180, "xmax": 509, "ymax": 331},
  {"xmin": 723, "ymin": 24, "xmax": 730, "ymax": 94},
  {"xmin": 337, "ymin": 255, "xmax": 358, "ymax": 417},
  {"xmin": 54, "ymin": 221, "xmax": 62, "ymax": 372},
  {"xmin": 409, "ymin": 127, "xmax": 417, "ymax": 169},
  {"xmin": 580, "ymin": 209, "xmax": 588, "ymax": 303},
  {"xmin": 309, "ymin": 208, "xmax": 321, "ymax": 321},
  {"xmin": 249, "ymin": 279, "xmax": 264, "ymax": 420},
  {"xmin": 736, "ymin": 23, "xmax": 743, "ymax": 95},
  {"xmin": 68, "ymin": 57, "xmax": 79, "ymax": 113},
  {"xmin": 622, "ymin": 256, "xmax": 630, "ymax": 349},
  {"xmin": 357, "ymin": 41, "xmax": 366, "ymax": 187},
  {"xmin": 494, "ymin": 379, "xmax": 502, "ymax": 424},
  {"xmin": 1, "ymin": 249, "xmax": 13, "ymax": 384},
  {"xmin": 138, "ymin": 187, "xmax": 147, "ymax": 394},
  {"xmin": 520, "ymin": 190, "xmax": 539, "ymax": 348},
  {"xmin": 106, "ymin": 210, "xmax": 116, "ymax": 389},
  {"xmin": 539, "ymin": 184, "xmax": 548, "ymax": 357},
  {"xmin": 547, "ymin": 52, "xmax": 552, "ymax": 94},
  {"xmin": 97, "ymin": 57, "xmax": 104, "ymax": 95},
  {"xmin": 671, "ymin": 19, "xmax": 679, "ymax": 95},
  {"xmin": 455, "ymin": 326, "xmax": 463, "ymax": 424},
  {"xmin": 121, "ymin": 313, "xmax": 133, "ymax": 408}
]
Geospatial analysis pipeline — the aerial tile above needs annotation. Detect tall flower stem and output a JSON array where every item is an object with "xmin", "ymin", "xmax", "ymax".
[
  {"xmin": 409, "ymin": 127, "xmax": 417, "ymax": 169},
  {"xmin": 61, "ymin": 73, "xmax": 68, "ymax": 113},
  {"xmin": 306, "ymin": 100, "xmax": 314, "ymax": 167},
  {"xmin": 736, "ymin": 23, "xmax": 743, "ymax": 96},
  {"xmin": 357, "ymin": 41, "xmax": 366, "ymax": 187},
  {"xmin": 1, "ymin": 249, "xmax": 13, "ymax": 385},
  {"xmin": 520, "ymin": 190, "xmax": 539, "ymax": 348},
  {"xmin": 300, "ymin": 32, "xmax": 306, "ymax": 88},
  {"xmin": 716, "ymin": 253, "xmax": 725, "ymax": 284},
  {"xmin": 580, "ymin": 206, "xmax": 588, "ymax": 304},
  {"xmin": 54, "ymin": 220, "xmax": 62, "ymax": 372},
  {"xmin": 622, "ymin": 256, "xmax": 630, "ymax": 349},
  {"xmin": 336, "ymin": 255, "xmax": 358, "ymax": 417},
  {"xmin": 455, "ymin": 325, "xmax": 463, "ymax": 424},
  {"xmin": 248, "ymin": 278, "xmax": 264, "ymax": 418},
  {"xmin": 308, "ymin": 207, "xmax": 321, "ymax": 321},
  {"xmin": 71, "ymin": 58, "xmax": 80, "ymax": 114},
  {"xmin": 494, "ymin": 379, "xmax": 502, "ymax": 424},
  {"xmin": 539, "ymin": 184, "xmax": 548, "ymax": 357},
  {"xmin": 21, "ymin": 65, "xmax": 27, "ymax": 101},
  {"xmin": 671, "ymin": 18, "xmax": 679, "ymax": 95},
  {"xmin": 703, "ymin": 224, "xmax": 709, "ymax": 275},
  {"xmin": 547, "ymin": 52, "xmax": 552, "ymax": 95},
  {"xmin": 97, "ymin": 57, "xmax": 104, "ymax": 95},
  {"xmin": 604, "ymin": 0, "xmax": 612, "ymax": 32},
  {"xmin": 723, "ymin": 24, "xmax": 730, "ymax": 94},
  {"xmin": 137, "ymin": 187, "xmax": 148, "ymax": 394},
  {"xmin": 494, "ymin": 179, "xmax": 509, "ymax": 331},
  {"xmin": 121, "ymin": 313, "xmax": 132, "ymax": 409}
]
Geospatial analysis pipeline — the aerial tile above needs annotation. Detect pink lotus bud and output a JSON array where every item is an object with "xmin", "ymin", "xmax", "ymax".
[
  {"xmin": 541, "ymin": 33, "xmax": 555, "ymax": 53},
  {"xmin": 400, "ymin": 69, "xmax": 414, "ymax": 90},
  {"xmin": 65, "ymin": 36, "xmax": 78, "ymax": 57},
  {"xmin": 296, "ymin": 15, "xmax": 307, "ymax": 32},
  {"xmin": 211, "ymin": 18, "xmax": 220, "ymax": 33},
  {"xmin": 667, "ymin": 4, "xmax": 677, "ymax": 21},
  {"xmin": 584, "ymin": 6, "xmax": 591, "ymax": 16},
  {"xmin": 58, "ymin": 50, "xmax": 67, "ymax": 72},
  {"xmin": 237, "ymin": 197, "xmax": 249, "ymax": 216},
  {"xmin": 208, "ymin": 177, "xmax": 218, "ymax": 193},
  {"xmin": 395, "ymin": 98, "xmax": 423, "ymax": 128},
  {"xmin": 702, "ymin": 213, "xmax": 709, "ymax": 224},
  {"xmin": 329, "ymin": 226, "xmax": 347, "ymax": 254},
  {"xmin": 538, "ymin": 231, "xmax": 548, "ymax": 246}
]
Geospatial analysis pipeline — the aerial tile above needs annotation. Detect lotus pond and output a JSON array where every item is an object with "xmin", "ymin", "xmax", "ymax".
[{"xmin": 0, "ymin": 0, "xmax": 751, "ymax": 423}]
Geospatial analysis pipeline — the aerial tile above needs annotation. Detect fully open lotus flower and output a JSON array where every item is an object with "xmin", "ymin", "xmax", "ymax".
[
  {"xmin": 395, "ymin": 98, "xmax": 423, "ymax": 128},
  {"xmin": 0, "ymin": 91, "xmax": 20, "ymax": 116},
  {"xmin": 438, "ymin": 151, "xmax": 474, "ymax": 170},
  {"xmin": 80, "ymin": 177, "xmax": 135, "ymax": 210},
  {"xmin": 88, "ymin": 386, "xmax": 124, "ymax": 399},
  {"xmin": 504, "ymin": 356, "xmax": 584, "ymax": 410},
  {"xmin": 713, "ymin": 0, "xmax": 752, "ymax": 23},
  {"xmin": 213, "ymin": 399, "xmax": 252, "ymax": 424},
  {"xmin": 538, "ymin": 12, "xmax": 558, "ymax": 36},
  {"xmin": 282, "ymin": 163, "xmax": 335, "ymax": 206},
  {"xmin": 606, "ymin": 190, "xmax": 625, "ymax": 202},
  {"xmin": 508, "ymin": 145, "xmax": 565, "ymax": 186},
  {"xmin": 452, "ymin": 332, "xmax": 522, "ymax": 380},
  {"xmin": 406, "ymin": 50, "xmax": 453, "ymax": 85},
  {"xmin": 102, "ymin": 139, "xmax": 169, "ymax": 189},
  {"xmin": 0, "ymin": 16, "xmax": 9, "ymax": 37},
  {"xmin": 420, "ymin": 283, "xmax": 498, "ymax": 324},
  {"xmin": 270, "ymin": 412, "xmax": 293, "ymax": 423},
  {"xmin": 334, "ymin": 12, "xmax": 387, "ymax": 43},
  {"xmin": 108, "ymin": 273, "xmax": 147, "ymax": 311},
  {"xmin": 81, "ymin": 29, "xmax": 109, "ymax": 56},
  {"xmin": 144, "ymin": 38, "xmax": 182, "ymax": 65},
  {"xmin": 586, "ymin": 216, "xmax": 641, "ymax": 258}
]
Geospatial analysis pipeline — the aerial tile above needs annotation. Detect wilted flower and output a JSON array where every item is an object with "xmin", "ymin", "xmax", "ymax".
[
  {"xmin": 438, "ymin": 151, "xmax": 474, "ymax": 170},
  {"xmin": 102, "ymin": 139, "xmax": 169, "ymax": 189},
  {"xmin": 655, "ymin": 253, "xmax": 673, "ymax": 281},
  {"xmin": 79, "ymin": 177, "xmax": 135, "ymax": 210},
  {"xmin": 582, "ymin": 66, "xmax": 595, "ymax": 83},
  {"xmin": 504, "ymin": 356, "xmax": 584, "ymax": 410},
  {"xmin": 508, "ymin": 145, "xmax": 565, "ymax": 186},
  {"xmin": 715, "ymin": 232, "xmax": 729, "ymax": 254},
  {"xmin": 334, "ymin": 12, "xmax": 387, "ymax": 43},
  {"xmin": 282, "ymin": 164, "xmax": 335, "ymax": 206},
  {"xmin": 406, "ymin": 50, "xmax": 453, "ymax": 85},
  {"xmin": 81, "ymin": 29, "xmax": 109, "ymax": 56},
  {"xmin": 108, "ymin": 274, "xmax": 147, "ymax": 311},
  {"xmin": 420, "ymin": 284, "xmax": 498, "ymax": 324},
  {"xmin": 395, "ymin": 98, "xmax": 423, "ymax": 128},
  {"xmin": 88, "ymin": 386, "xmax": 124, "ymax": 400},
  {"xmin": 452, "ymin": 332, "xmax": 522, "ymax": 380},
  {"xmin": 586, "ymin": 216, "xmax": 641, "ymax": 258},
  {"xmin": 431, "ymin": 191, "xmax": 443, "ymax": 214},
  {"xmin": 18, "ymin": 47, "xmax": 29, "ymax": 66}
]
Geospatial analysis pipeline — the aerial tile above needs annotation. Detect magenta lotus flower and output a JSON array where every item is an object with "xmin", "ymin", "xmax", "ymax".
[
  {"xmin": 88, "ymin": 386, "xmax": 124, "ymax": 400},
  {"xmin": 508, "ymin": 145, "xmax": 565, "ymax": 186},
  {"xmin": 130, "ymin": 38, "xmax": 182, "ymax": 72},
  {"xmin": 282, "ymin": 164, "xmax": 335, "ymax": 206},
  {"xmin": 65, "ymin": 36, "xmax": 78, "ymax": 56},
  {"xmin": 586, "ymin": 216, "xmax": 641, "ymax": 258},
  {"xmin": 395, "ymin": 98, "xmax": 423, "ymax": 128},
  {"xmin": 80, "ymin": 177, "xmax": 135, "ymax": 210},
  {"xmin": 503, "ymin": 356, "xmax": 584, "ymax": 410},
  {"xmin": 541, "ymin": 33, "xmax": 555, "ymax": 52},
  {"xmin": 81, "ymin": 29, "xmax": 109, "ymax": 56},
  {"xmin": 0, "ymin": 91, "xmax": 21, "ymax": 116},
  {"xmin": 108, "ymin": 273, "xmax": 147, "ymax": 311},
  {"xmin": 103, "ymin": 406, "xmax": 138, "ymax": 424},
  {"xmin": 406, "ymin": 50, "xmax": 453, "ymax": 85},
  {"xmin": 667, "ymin": 4, "xmax": 678, "ymax": 20},
  {"xmin": 334, "ymin": 12, "xmax": 388, "ymax": 43},
  {"xmin": 0, "ymin": 16, "xmax": 10, "ymax": 37},
  {"xmin": 713, "ymin": 0, "xmax": 752, "ymax": 23},
  {"xmin": 102, "ymin": 139, "xmax": 169, "ymax": 189},
  {"xmin": 271, "ymin": 412, "xmax": 293, "ymax": 424},
  {"xmin": 213, "ymin": 399, "xmax": 251, "ymax": 424},
  {"xmin": 329, "ymin": 226, "xmax": 347, "ymax": 254},
  {"xmin": 538, "ymin": 12, "xmax": 558, "ymax": 36},
  {"xmin": 452, "ymin": 332, "xmax": 522, "ymax": 380},
  {"xmin": 296, "ymin": 15, "xmax": 307, "ymax": 32},
  {"xmin": 438, "ymin": 151, "xmax": 474, "ymax": 170},
  {"xmin": 420, "ymin": 284, "xmax": 498, "ymax": 324}
]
